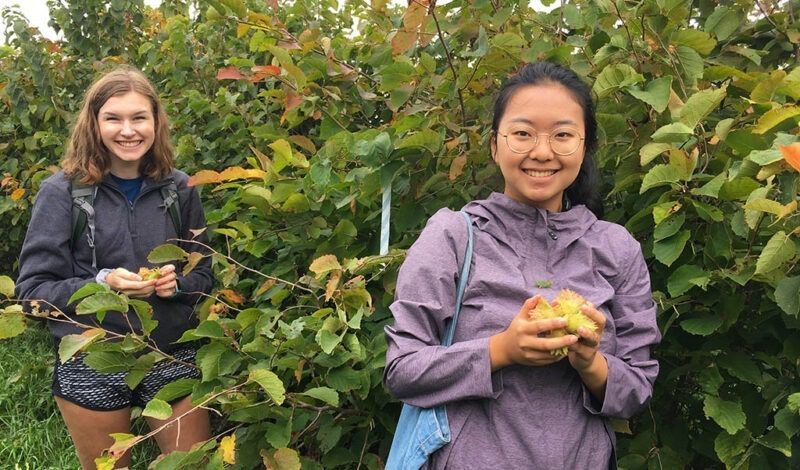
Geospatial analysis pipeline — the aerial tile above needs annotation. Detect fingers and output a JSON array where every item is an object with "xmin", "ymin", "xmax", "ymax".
[
  {"xmin": 106, "ymin": 268, "xmax": 156, "ymax": 297},
  {"xmin": 516, "ymin": 295, "xmax": 542, "ymax": 319}
]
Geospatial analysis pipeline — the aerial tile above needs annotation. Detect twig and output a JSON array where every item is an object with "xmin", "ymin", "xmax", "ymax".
[
  {"xmin": 754, "ymin": 0, "xmax": 800, "ymax": 63},
  {"xmin": 173, "ymin": 238, "xmax": 314, "ymax": 294},
  {"xmin": 429, "ymin": 4, "xmax": 467, "ymax": 128},
  {"xmin": 611, "ymin": 0, "xmax": 643, "ymax": 70}
]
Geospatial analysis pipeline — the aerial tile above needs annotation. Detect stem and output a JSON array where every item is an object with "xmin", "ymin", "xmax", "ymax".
[
  {"xmin": 611, "ymin": 0, "xmax": 643, "ymax": 71},
  {"xmin": 429, "ymin": 4, "xmax": 468, "ymax": 128},
  {"xmin": 174, "ymin": 238, "xmax": 315, "ymax": 294},
  {"xmin": 754, "ymin": 0, "xmax": 800, "ymax": 63}
]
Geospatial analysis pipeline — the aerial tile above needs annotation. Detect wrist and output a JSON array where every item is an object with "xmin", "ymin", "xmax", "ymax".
[
  {"xmin": 489, "ymin": 332, "xmax": 511, "ymax": 371},
  {"xmin": 96, "ymin": 268, "xmax": 113, "ymax": 285}
]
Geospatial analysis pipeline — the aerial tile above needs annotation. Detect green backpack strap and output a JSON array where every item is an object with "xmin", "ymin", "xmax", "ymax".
[
  {"xmin": 159, "ymin": 180, "xmax": 183, "ymax": 237},
  {"xmin": 70, "ymin": 180, "xmax": 98, "ymax": 268}
]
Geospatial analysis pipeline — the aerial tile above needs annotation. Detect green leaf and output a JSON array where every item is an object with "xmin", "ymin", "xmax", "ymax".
[
  {"xmin": 194, "ymin": 320, "xmax": 226, "ymax": 339},
  {"xmin": 640, "ymin": 164, "xmax": 685, "ymax": 193},
  {"xmin": 717, "ymin": 352, "xmax": 763, "ymax": 386},
  {"xmin": 301, "ymin": 387, "xmax": 340, "ymax": 407},
  {"xmin": 309, "ymin": 255, "xmax": 342, "ymax": 278},
  {"xmin": 775, "ymin": 407, "xmax": 800, "ymax": 438},
  {"xmin": 677, "ymin": 85, "xmax": 727, "ymax": 129},
  {"xmin": 265, "ymin": 418, "xmax": 292, "ymax": 449},
  {"xmin": 316, "ymin": 329, "xmax": 342, "ymax": 355},
  {"xmin": 593, "ymin": 64, "xmax": 644, "ymax": 98},
  {"xmin": 627, "ymin": 76, "xmax": 672, "ymax": 112},
  {"xmin": 379, "ymin": 62, "xmax": 416, "ymax": 93},
  {"xmin": 0, "ymin": 310, "xmax": 26, "ymax": 339},
  {"xmin": 746, "ymin": 148, "xmax": 783, "ymax": 166},
  {"xmin": 755, "ymin": 429, "xmax": 792, "ymax": 457},
  {"xmin": 691, "ymin": 173, "xmax": 725, "ymax": 198},
  {"xmin": 714, "ymin": 429, "xmax": 750, "ymax": 465},
  {"xmin": 789, "ymin": 393, "xmax": 800, "ymax": 413},
  {"xmin": 58, "ymin": 329, "xmax": 105, "ymax": 363},
  {"xmin": 719, "ymin": 177, "xmax": 760, "ymax": 201},
  {"xmin": 154, "ymin": 378, "xmax": 198, "ymax": 402},
  {"xmin": 751, "ymin": 70, "xmax": 787, "ymax": 103},
  {"xmin": 148, "ymin": 244, "xmax": 189, "ymax": 263},
  {"xmin": 0, "ymin": 275, "xmax": 14, "ymax": 298},
  {"xmin": 753, "ymin": 105, "xmax": 800, "ymax": 134},
  {"xmin": 775, "ymin": 276, "xmax": 800, "ymax": 317},
  {"xmin": 755, "ymin": 231, "xmax": 796, "ymax": 275},
  {"xmin": 667, "ymin": 264, "xmax": 709, "ymax": 297},
  {"xmin": 705, "ymin": 7, "xmax": 741, "ymax": 41},
  {"xmin": 142, "ymin": 398, "xmax": 173, "ymax": 420},
  {"xmin": 653, "ymin": 230, "xmax": 690, "ymax": 267},
  {"xmin": 681, "ymin": 315, "xmax": 723, "ymax": 336},
  {"xmin": 704, "ymin": 395, "xmax": 746, "ymax": 434},
  {"xmin": 396, "ymin": 129, "xmax": 442, "ymax": 153},
  {"xmin": 671, "ymin": 29, "xmax": 716, "ymax": 55},
  {"xmin": 75, "ymin": 293, "xmax": 128, "ymax": 316},
  {"xmin": 654, "ymin": 212, "xmax": 685, "ymax": 241},
  {"xmin": 68, "ymin": 282, "xmax": 110, "ymax": 305},
  {"xmin": 124, "ymin": 353, "xmax": 156, "ymax": 389},
  {"xmin": 84, "ymin": 351, "xmax": 136, "ymax": 373},
  {"xmin": 220, "ymin": 0, "xmax": 247, "ymax": 17},
  {"xmin": 675, "ymin": 45, "xmax": 704, "ymax": 83},
  {"xmin": 490, "ymin": 32, "xmax": 526, "ymax": 48},
  {"xmin": 651, "ymin": 123, "xmax": 693, "ymax": 143},
  {"xmin": 639, "ymin": 143, "xmax": 674, "ymax": 166},
  {"xmin": 129, "ymin": 299, "xmax": 158, "ymax": 336},
  {"xmin": 691, "ymin": 200, "xmax": 724, "ymax": 222},
  {"xmin": 326, "ymin": 365, "xmax": 362, "ymax": 392},
  {"xmin": 249, "ymin": 365, "xmax": 286, "ymax": 405}
]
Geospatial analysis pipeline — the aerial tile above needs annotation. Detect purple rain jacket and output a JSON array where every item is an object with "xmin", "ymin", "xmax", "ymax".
[{"xmin": 384, "ymin": 192, "xmax": 660, "ymax": 469}]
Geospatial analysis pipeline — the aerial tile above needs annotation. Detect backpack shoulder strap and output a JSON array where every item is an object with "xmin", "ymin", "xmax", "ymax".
[
  {"xmin": 70, "ymin": 180, "xmax": 98, "ymax": 268},
  {"xmin": 159, "ymin": 180, "xmax": 183, "ymax": 237},
  {"xmin": 442, "ymin": 211, "xmax": 474, "ymax": 347}
]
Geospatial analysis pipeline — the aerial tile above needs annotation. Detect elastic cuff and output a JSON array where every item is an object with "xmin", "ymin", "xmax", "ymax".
[
  {"xmin": 169, "ymin": 281, "xmax": 182, "ymax": 299},
  {"xmin": 95, "ymin": 268, "xmax": 113, "ymax": 284}
]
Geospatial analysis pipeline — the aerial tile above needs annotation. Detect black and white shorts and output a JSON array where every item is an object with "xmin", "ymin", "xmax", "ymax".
[{"xmin": 52, "ymin": 345, "xmax": 200, "ymax": 411}]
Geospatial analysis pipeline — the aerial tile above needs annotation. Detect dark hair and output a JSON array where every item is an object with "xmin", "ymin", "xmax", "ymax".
[{"xmin": 491, "ymin": 62, "xmax": 603, "ymax": 218}]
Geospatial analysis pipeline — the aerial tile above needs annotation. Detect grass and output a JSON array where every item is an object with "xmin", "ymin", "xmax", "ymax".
[{"xmin": 0, "ymin": 323, "xmax": 161, "ymax": 469}]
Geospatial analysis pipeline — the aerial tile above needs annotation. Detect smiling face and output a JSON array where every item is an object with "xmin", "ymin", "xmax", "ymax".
[
  {"xmin": 491, "ymin": 83, "xmax": 586, "ymax": 212},
  {"xmin": 97, "ymin": 91, "xmax": 155, "ymax": 178}
]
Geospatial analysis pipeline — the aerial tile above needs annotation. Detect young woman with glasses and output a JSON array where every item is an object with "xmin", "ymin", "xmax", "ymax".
[{"xmin": 384, "ymin": 61, "xmax": 660, "ymax": 469}]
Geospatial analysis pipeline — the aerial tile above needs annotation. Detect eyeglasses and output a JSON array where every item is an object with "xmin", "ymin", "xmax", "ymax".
[{"xmin": 497, "ymin": 125, "xmax": 585, "ymax": 156}]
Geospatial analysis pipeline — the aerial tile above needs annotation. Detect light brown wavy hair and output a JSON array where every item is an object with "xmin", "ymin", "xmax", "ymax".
[{"xmin": 62, "ymin": 67, "xmax": 174, "ymax": 184}]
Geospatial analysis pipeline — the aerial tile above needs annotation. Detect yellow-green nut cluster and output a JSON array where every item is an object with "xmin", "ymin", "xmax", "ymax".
[{"xmin": 529, "ymin": 289, "xmax": 597, "ymax": 357}]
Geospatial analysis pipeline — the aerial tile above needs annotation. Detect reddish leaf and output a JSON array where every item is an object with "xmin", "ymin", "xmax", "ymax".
[
  {"xmin": 288, "ymin": 135, "xmax": 316, "ymax": 154},
  {"xmin": 10, "ymin": 188, "xmax": 25, "ymax": 201},
  {"xmin": 216, "ymin": 66, "xmax": 245, "ymax": 80},
  {"xmin": 218, "ymin": 166, "xmax": 267, "ymax": 181},
  {"xmin": 781, "ymin": 143, "xmax": 800, "ymax": 172},
  {"xmin": 391, "ymin": 29, "xmax": 418, "ymax": 55},
  {"xmin": 219, "ymin": 288, "xmax": 246, "ymax": 305},
  {"xmin": 188, "ymin": 170, "xmax": 221, "ymax": 186},
  {"xmin": 449, "ymin": 154, "xmax": 467, "ymax": 180},
  {"xmin": 250, "ymin": 65, "xmax": 281, "ymax": 82}
]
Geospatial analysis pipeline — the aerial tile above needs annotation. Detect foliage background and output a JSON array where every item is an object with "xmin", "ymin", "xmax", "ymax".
[{"xmin": 1, "ymin": 0, "xmax": 799, "ymax": 468}]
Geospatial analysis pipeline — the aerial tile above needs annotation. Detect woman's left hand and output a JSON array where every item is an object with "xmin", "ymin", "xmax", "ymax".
[
  {"xmin": 154, "ymin": 264, "xmax": 179, "ymax": 298},
  {"xmin": 567, "ymin": 304, "xmax": 606, "ymax": 372}
]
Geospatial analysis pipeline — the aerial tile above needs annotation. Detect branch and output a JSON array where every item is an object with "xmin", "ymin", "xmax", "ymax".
[
  {"xmin": 429, "ymin": 4, "xmax": 468, "ymax": 128},
  {"xmin": 754, "ymin": 0, "xmax": 800, "ymax": 63},
  {"xmin": 611, "ymin": 0, "xmax": 643, "ymax": 71}
]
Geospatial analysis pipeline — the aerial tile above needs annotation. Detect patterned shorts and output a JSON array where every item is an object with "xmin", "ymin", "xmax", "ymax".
[{"xmin": 52, "ymin": 345, "xmax": 200, "ymax": 411}]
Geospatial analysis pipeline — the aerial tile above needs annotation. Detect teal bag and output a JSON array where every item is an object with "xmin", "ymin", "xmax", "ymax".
[{"xmin": 385, "ymin": 211, "xmax": 474, "ymax": 470}]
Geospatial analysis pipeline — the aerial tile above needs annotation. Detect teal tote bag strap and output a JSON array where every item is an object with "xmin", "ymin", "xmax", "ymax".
[{"xmin": 442, "ymin": 210, "xmax": 474, "ymax": 346}]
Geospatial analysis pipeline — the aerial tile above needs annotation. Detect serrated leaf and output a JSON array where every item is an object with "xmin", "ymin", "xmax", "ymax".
[
  {"xmin": 124, "ymin": 353, "xmax": 156, "ymax": 389},
  {"xmin": 84, "ymin": 351, "xmax": 136, "ymax": 373},
  {"xmin": 75, "ymin": 293, "xmax": 128, "ymax": 316},
  {"xmin": 714, "ymin": 429, "xmax": 750, "ymax": 465},
  {"xmin": 593, "ymin": 64, "xmax": 644, "ymax": 98},
  {"xmin": 746, "ymin": 148, "xmax": 783, "ymax": 166},
  {"xmin": 672, "ymin": 29, "xmax": 716, "ymax": 55},
  {"xmin": 775, "ymin": 276, "xmax": 800, "ymax": 317},
  {"xmin": 654, "ymin": 212, "xmax": 685, "ymax": 241},
  {"xmin": 154, "ymin": 378, "xmax": 197, "ymax": 402},
  {"xmin": 302, "ymin": 386, "xmax": 340, "ymax": 407},
  {"xmin": 249, "ymin": 366, "xmax": 285, "ymax": 405},
  {"xmin": 316, "ymin": 329, "xmax": 342, "ymax": 354},
  {"xmin": 775, "ymin": 407, "xmax": 800, "ymax": 438},
  {"xmin": 640, "ymin": 143, "xmax": 674, "ymax": 166},
  {"xmin": 379, "ymin": 62, "xmax": 416, "ymax": 93},
  {"xmin": 744, "ymin": 198, "xmax": 784, "ymax": 216},
  {"xmin": 691, "ymin": 173, "xmax": 725, "ymax": 198},
  {"xmin": 396, "ymin": 129, "xmax": 442, "ymax": 153},
  {"xmin": 680, "ymin": 316, "xmax": 723, "ymax": 336},
  {"xmin": 755, "ymin": 429, "xmax": 792, "ymax": 457},
  {"xmin": 704, "ymin": 395, "xmax": 746, "ymax": 434},
  {"xmin": 262, "ymin": 448, "xmax": 301, "ymax": 470},
  {"xmin": 651, "ymin": 122, "xmax": 693, "ymax": 143},
  {"xmin": 678, "ymin": 85, "xmax": 727, "ymax": 129},
  {"xmin": 142, "ymin": 398, "xmax": 173, "ymax": 420},
  {"xmin": 667, "ymin": 264, "xmax": 709, "ymax": 297},
  {"xmin": 653, "ymin": 230, "xmax": 690, "ymax": 267},
  {"xmin": 309, "ymin": 254, "xmax": 342, "ymax": 278},
  {"xmin": 58, "ymin": 328, "xmax": 105, "ymax": 363},
  {"xmin": 0, "ymin": 275, "xmax": 14, "ymax": 298},
  {"xmin": 640, "ymin": 164, "xmax": 685, "ymax": 193},
  {"xmin": 675, "ymin": 45, "xmax": 704, "ymax": 83},
  {"xmin": 68, "ymin": 282, "xmax": 111, "ymax": 305},
  {"xmin": 627, "ymin": 76, "xmax": 672, "ymax": 113},
  {"xmin": 755, "ymin": 231, "xmax": 796, "ymax": 275},
  {"xmin": 129, "ymin": 299, "xmax": 158, "ymax": 336},
  {"xmin": 0, "ymin": 310, "xmax": 26, "ymax": 339},
  {"xmin": 705, "ymin": 7, "xmax": 740, "ymax": 41},
  {"xmin": 717, "ymin": 352, "xmax": 763, "ymax": 386},
  {"xmin": 148, "ymin": 244, "xmax": 189, "ymax": 263},
  {"xmin": 753, "ymin": 105, "xmax": 800, "ymax": 134}
]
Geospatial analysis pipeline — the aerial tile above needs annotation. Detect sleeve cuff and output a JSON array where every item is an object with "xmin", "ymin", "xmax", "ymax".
[{"xmin": 95, "ymin": 268, "xmax": 113, "ymax": 284}]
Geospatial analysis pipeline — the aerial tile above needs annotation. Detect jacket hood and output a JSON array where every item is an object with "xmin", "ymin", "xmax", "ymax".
[{"xmin": 461, "ymin": 192, "xmax": 597, "ymax": 256}]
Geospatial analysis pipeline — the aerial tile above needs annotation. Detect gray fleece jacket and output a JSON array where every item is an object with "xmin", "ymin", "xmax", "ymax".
[{"xmin": 16, "ymin": 169, "xmax": 214, "ymax": 351}]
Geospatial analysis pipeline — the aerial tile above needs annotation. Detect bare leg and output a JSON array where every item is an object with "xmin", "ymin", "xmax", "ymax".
[
  {"xmin": 55, "ymin": 396, "xmax": 132, "ymax": 469},
  {"xmin": 146, "ymin": 395, "xmax": 211, "ymax": 455}
]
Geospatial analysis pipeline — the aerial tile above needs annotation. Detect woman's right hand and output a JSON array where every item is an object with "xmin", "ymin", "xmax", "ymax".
[
  {"xmin": 488, "ymin": 295, "xmax": 578, "ymax": 371},
  {"xmin": 105, "ymin": 268, "xmax": 157, "ymax": 298}
]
